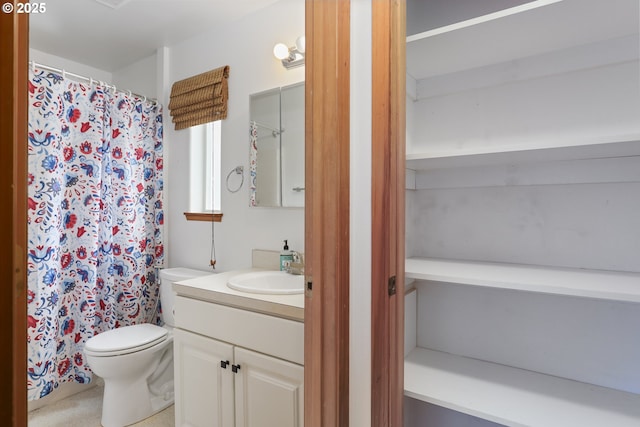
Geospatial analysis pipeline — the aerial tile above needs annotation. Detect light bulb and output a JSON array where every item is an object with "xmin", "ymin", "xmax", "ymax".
[
  {"xmin": 273, "ymin": 43, "xmax": 290, "ymax": 60},
  {"xmin": 295, "ymin": 35, "xmax": 306, "ymax": 53}
]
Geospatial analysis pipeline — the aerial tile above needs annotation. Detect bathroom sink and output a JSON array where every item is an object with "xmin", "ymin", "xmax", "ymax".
[{"xmin": 227, "ymin": 271, "xmax": 304, "ymax": 295}]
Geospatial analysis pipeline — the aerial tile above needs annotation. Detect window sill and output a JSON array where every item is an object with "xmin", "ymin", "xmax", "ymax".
[{"xmin": 184, "ymin": 212, "xmax": 223, "ymax": 222}]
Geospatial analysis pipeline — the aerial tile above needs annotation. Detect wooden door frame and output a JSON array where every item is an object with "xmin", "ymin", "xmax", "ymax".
[
  {"xmin": 371, "ymin": 0, "xmax": 406, "ymax": 426},
  {"xmin": 304, "ymin": 0, "xmax": 351, "ymax": 425},
  {"xmin": 305, "ymin": 0, "xmax": 405, "ymax": 426},
  {"xmin": 2, "ymin": 2, "xmax": 28, "ymax": 425}
]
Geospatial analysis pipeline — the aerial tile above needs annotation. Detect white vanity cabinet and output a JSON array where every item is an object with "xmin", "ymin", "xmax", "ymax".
[
  {"xmin": 173, "ymin": 293, "xmax": 304, "ymax": 427},
  {"xmin": 233, "ymin": 346, "xmax": 303, "ymax": 427},
  {"xmin": 404, "ymin": 0, "xmax": 640, "ymax": 425},
  {"xmin": 174, "ymin": 328, "xmax": 234, "ymax": 427}
]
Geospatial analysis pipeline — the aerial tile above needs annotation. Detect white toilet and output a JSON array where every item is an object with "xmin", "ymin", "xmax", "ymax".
[{"xmin": 84, "ymin": 267, "xmax": 211, "ymax": 427}]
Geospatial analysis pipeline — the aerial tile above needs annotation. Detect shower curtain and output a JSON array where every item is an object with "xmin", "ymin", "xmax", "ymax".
[{"xmin": 26, "ymin": 68, "xmax": 165, "ymax": 400}]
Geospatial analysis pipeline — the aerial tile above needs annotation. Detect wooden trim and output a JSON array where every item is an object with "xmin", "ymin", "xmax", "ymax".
[
  {"xmin": 371, "ymin": 0, "xmax": 392, "ymax": 420},
  {"xmin": 371, "ymin": 0, "xmax": 406, "ymax": 426},
  {"xmin": 2, "ymin": 4, "xmax": 28, "ymax": 425},
  {"xmin": 183, "ymin": 211, "xmax": 223, "ymax": 222},
  {"xmin": 389, "ymin": 1, "xmax": 407, "ymax": 424},
  {"xmin": 304, "ymin": 0, "xmax": 351, "ymax": 426}
]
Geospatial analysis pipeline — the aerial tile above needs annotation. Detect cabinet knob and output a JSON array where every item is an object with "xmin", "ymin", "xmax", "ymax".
[
  {"xmin": 232, "ymin": 364, "xmax": 241, "ymax": 373},
  {"xmin": 221, "ymin": 360, "xmax": 229, "ymax": 369}
]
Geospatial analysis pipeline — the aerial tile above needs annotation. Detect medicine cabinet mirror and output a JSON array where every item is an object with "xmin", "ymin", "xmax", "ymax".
[{"xmin": 249, "ymin": 81, "xmax": 304, "ymax": 207}]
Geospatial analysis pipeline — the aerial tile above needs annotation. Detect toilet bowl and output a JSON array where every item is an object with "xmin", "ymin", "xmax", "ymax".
[{"xmin": 84, "ymin": 267, "xmax": 211, "ymax": 427}]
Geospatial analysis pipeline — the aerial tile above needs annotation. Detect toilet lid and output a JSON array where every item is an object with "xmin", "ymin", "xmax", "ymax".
[{"xmin": 85, "ymin": 324, "xmax": 168, "ymax": 355}]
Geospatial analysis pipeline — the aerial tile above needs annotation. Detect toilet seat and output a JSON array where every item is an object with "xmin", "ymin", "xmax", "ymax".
[{"xmin": 85, "ymin": 324, "xmax": 169, "ymax": 357}]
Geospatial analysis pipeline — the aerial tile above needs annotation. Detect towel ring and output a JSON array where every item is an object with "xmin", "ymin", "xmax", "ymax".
[{"xmin": 226, "ymin": 166, "xmax": 244, "ymax": 193}]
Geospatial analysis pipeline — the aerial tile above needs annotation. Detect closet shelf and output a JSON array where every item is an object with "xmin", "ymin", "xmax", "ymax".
[
  {"xmin": 405, "ymin": 347, "xmax": 640, "ymax": 427},
  {"xmin": 405, "ymin": 257, "xmax": 640, "ymax": 303},
  {"xmin": 406, "ymin": 0, "xmax": 639, "ymax": 80},
  {"xmin": 406, "ymin": 136, "xmax": 640, "ymax": 171}
]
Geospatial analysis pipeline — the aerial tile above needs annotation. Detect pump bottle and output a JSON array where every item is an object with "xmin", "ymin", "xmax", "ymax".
[{"xmin": 280, "ymin": 240, "xmax": 293, "ymax": 271}]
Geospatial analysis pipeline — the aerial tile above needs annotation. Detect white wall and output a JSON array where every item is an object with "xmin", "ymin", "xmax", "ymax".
[
  {"xmin": 112, "ymin": 53, "xmax": 158, "ymax": 99},
  {"xmin": 408, "ymin": 181, "xmax": 640, "ymax": 272},
  {"xmin": 29, "ymin": 48, "xmax": 112, "ymax": 82},
  {"xmin": 163, "ymin": 0, "xmax": 305, "ymax": 272},
  {"xmin": 29, "ymin": 48, "xmax": 158, "ymax": 103},
  {"xmin": 405, "ymin": 397, "xmax": 502, "ymax": 427},
  {"xmin": 409, "ymin": 60, "xmax": 640, "ymax": 157},
  {"xmin": 350, "ymin": 1, "xmax": 373, "ymax": 425}
]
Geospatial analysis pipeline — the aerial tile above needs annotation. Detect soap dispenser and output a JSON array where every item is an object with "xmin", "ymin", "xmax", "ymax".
[{"xmin": 280, "ymin": 240, "xmax": 293, "ymax": 271}]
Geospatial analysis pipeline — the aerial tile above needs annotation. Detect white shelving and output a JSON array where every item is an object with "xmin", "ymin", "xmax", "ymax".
[
  {"xmin": 404, "ymin": 0, "xmax": 640, "ymax": 424},
  {"xmin": 405, "ymin": 257, "xmax": 640, "ymax": 303},
  {"xmin": 406, "ymin": 0, "xmax": 639, "ymax": 80},
  {"xmin": 406, "ymin": 136, "xmax": 640, "ymax": 171},
  {"xmin": 405, "ymin": 347, "xmax": 640, "ymax": 427}
]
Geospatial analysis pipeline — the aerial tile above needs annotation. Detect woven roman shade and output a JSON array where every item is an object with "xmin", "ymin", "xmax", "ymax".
[{"xmin": 168, "ymin": 65, "xmax": 230, "ymax": 130}]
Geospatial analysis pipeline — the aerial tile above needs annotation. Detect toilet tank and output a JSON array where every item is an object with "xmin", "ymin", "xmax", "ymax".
[{"xmin": 159, "ymin": 267, "xmax": 212, "ymax": 327}]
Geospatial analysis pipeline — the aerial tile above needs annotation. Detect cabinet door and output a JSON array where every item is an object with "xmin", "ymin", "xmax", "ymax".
[
  {"xmin": 233, "ymin": 347, "xmax": 304, "ymax": 427},
  {"xmin": 174, "ymin": 329, "xmax": 235, "ymax": 427}
]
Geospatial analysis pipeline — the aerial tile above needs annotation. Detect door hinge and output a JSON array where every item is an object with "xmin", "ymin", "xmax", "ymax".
[
  {"xmin": 305, "ymin": 275, "xmax": 313, "ymax": 298},
  {"xmin": 388, "ymin": 275, "xmax": 396, "ymax": 296}
]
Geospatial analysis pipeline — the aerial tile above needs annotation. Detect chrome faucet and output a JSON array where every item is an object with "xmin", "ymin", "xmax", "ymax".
[{"xmin": 286, "ymin": 251, "xmax": 305, "ymax": 275}]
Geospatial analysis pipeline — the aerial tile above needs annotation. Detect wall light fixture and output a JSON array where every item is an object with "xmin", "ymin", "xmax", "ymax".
[{"xmin": 273, "ymin": 36, "xmax": 306, "ymax": 70}]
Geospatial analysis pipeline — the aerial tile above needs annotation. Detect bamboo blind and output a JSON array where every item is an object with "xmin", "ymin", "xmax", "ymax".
[{"xmin": 168, "ymin": 65, "xmax": 230, "ymax": 130}]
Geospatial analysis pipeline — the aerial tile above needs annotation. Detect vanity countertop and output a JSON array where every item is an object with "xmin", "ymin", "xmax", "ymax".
[{"xmin": 173, "ymin": 269, "xmax": 304, "ymax": 322}]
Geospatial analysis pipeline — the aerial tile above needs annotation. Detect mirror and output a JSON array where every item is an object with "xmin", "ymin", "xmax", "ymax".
[{"xmin": 249, "ymin": 82, "xmax": 305, "ymax": 207}]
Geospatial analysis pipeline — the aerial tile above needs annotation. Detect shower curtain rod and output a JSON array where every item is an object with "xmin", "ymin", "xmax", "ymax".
[{"xmin": 30, "ymin": 61, "xmax": 158, "ymax": 105}]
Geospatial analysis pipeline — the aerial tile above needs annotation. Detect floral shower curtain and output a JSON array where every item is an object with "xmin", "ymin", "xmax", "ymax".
[{"xmin": 27, "ymin": 68, "xmax": 164, "ymax": 400}]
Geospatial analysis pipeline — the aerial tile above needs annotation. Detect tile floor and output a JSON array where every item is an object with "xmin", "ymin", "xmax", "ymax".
[{"xmin": 28, "ymin": 382, "xmax": 174, "ymax": 427}]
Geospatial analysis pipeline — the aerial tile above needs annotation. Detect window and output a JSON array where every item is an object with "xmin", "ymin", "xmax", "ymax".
[{"xmin": 185, "ymin": 121, "xmax": 222, "ymax": 221}]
